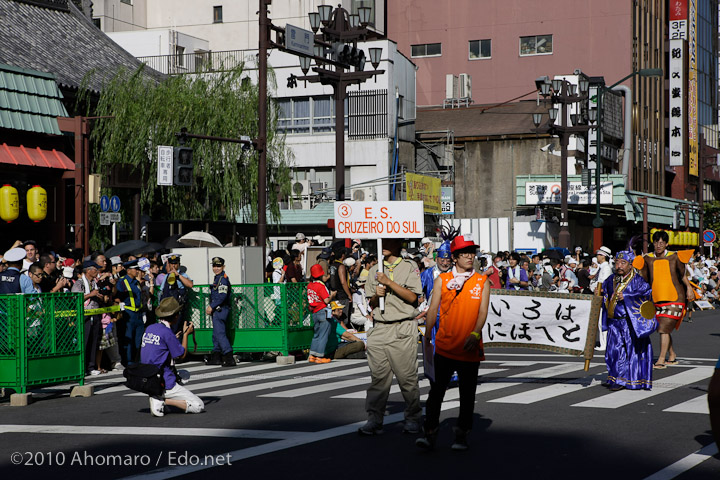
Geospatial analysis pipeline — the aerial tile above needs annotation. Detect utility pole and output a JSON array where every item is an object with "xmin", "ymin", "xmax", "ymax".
[{"xmin": 257, "ymin": 0, "xmax": 269, "ymax": 260}]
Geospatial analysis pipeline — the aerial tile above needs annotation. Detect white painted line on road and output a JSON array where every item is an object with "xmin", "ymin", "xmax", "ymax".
[
  {"xmin": 259, "ymin": 377, "xmax": 371, "ymax": 398},
  {"xmin": 662, "ymin": 394, "xmax": 710, "ymax": 415},
  {"xmin": 0, "ymin": 424, "xmax": 300, "ymax": 440},
  {"xmin": 572, "ymin": 367, "xmax": 712, "ymax": 409},
  {"xmin": 643, "ymin": 442, "xmax": 718, "ymax": 480},
  {"xmin": 515, "ymin": 363, "xmax": 590, "ymax": 378},
  {"xmin": 125, "ymin": 361, "xmax": 369, "ymax": 397},
  {"xmin": 199, "ymin": 365, "xmax": 372, "ymax": 397},
  {"xmin": 488, "ymin": 373, "xmax": 606, "ymax": 404}
]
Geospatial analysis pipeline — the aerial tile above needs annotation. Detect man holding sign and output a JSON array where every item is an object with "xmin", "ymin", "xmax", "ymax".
[{"xmin": 359, "ymin": 238, "xmax": 423, "ymax": 436}]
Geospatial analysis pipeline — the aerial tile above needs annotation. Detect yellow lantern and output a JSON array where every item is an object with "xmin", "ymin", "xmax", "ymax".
[
  {"xmin": 0, "ymin": 184, "xmax": 19, "ymax": 223},
  {"xmin": 27, "ymin": 185, "xmax": 47, "ymax": 222}
]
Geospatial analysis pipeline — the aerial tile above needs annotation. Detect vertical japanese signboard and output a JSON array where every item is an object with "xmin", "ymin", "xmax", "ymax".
[
  {"xmin": 405, "ymin": 173, "xmax": 441, "ymax": 214},
  {"xmin": 668, "ymin": 0, "xmax": 687, "ymax": 167},
  {"xmin": 157, "ymin": 146, "xmax": 173, "ymax": 186},
  {"xmin": 688, "ymin": 0, "xmax": 698, "ymax": 176}
]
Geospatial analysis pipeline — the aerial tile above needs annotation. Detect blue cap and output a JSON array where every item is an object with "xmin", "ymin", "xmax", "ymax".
[
  {"xmin": 436, "ymin": 241, "xmax": 452, "ymax": 259},
  {"xmin": 615, "ymin": 249, "xmax": 636, "ymax": 263},
  {"xmin": 81, "ymin": 260, "xmax": 100, "ymax": 270}
]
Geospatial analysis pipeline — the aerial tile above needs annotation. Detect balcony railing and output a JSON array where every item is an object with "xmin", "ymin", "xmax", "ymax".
[{"xmin": 137, "ymin": 50, "xmax": 252, "ymax": 75}]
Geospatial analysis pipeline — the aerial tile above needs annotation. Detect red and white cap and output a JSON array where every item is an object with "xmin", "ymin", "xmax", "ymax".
[{"xmin": 450, "ymin": 234, "xmax": 479, "ymax": 253}]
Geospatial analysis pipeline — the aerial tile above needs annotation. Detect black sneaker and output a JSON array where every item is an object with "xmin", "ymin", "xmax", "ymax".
[
  {"xmin": 206, "ymin": 352, "xmax": 222, "ymax": 365},
  {"xmin": 451, "ymin": 426, "xmax": 469, "ymax": 451},
  {"xmin": 221, "ymin": 353, "xmax": 237, "ymax": 367},
  {"xmin": 415, "ymin": 427, "xmax": 438, "ymax": 450},
  {"xmin": 358, "ymin": 422, "xmax": 384, "ymax": 435}
]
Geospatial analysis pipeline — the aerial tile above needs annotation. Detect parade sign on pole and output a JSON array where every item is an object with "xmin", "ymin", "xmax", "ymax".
[
  {"xmin": 485, "ymin": 290, "xmax": 602, "ymax": 369},
  {"xmin": 334, "ymin": 201, "xmax": 424, "ymax": 312},
  {"xmin": 333, "ymin": 201, "xmax": 424, "ymax": 239}
]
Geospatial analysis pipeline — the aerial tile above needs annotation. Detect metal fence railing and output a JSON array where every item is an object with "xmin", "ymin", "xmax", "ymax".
[
  {"xmin": 137, "ymin": 50, "xmax": 250, "ymax": 75},
  {"xmin": 0, "ymin": 292, "xmax": 84, "ymax": 393}
]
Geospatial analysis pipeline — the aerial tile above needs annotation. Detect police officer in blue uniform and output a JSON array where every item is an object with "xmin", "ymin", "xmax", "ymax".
[
  {"xmin": 206, "ymin": 257, "xmax": 235, "ymax": 367},
  {"xmin": 116, "ymin": 259, "xmax": 144, "ymax": 365},
  {"xmin": 0, "ymin": 248, "xmax": 26, "ymax": 294}
]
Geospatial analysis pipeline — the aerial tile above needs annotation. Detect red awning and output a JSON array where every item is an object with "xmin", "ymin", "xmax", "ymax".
[{"xmin": 0, "ymin": 143, "xmax": 74, "ymax": 170}]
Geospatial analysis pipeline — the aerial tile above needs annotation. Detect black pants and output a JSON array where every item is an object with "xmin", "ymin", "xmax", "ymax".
[
  {"xmin": 83, "ymin": 315, "xmax": 102, "ymax": 370},
  {"xmin": 424, "ymin": 352, "xmax": 480, "ymax": 432}
]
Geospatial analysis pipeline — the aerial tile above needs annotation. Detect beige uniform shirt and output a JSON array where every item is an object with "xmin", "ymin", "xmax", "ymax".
[{"xmin": 365, "ymin": 259, "xmax": 422, "ymax": 322}]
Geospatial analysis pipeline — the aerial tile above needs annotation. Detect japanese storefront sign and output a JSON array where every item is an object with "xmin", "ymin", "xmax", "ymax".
[
  {"xmin": 441, "ymin": 186, "xmax": 454, "ymax": 215},
  {"xmin": 524, "ymin": 181, "xmax": 613, "ymax": 205},
  {"xmin": 484, "ymin": 291, "xmax": 602, "ymax": 362},
  {"xmin": 333, "ymin": 201, "xmax": 424, "ymax": 239},
  {"xmin": 669, "ymin": 39, "xmax": 686, "ymax": 167},
  {"xmin": 406, "ymin": 173, "xmax": 441, "ymax": 214}
]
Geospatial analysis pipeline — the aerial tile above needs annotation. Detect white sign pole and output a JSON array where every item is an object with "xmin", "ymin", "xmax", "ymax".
[
  {"xmin": 377, "ymin": 238, "xmax": 384, "ymax": 312},
  {"xmin": 112, "ymin": 222, "xmax": 117, "ymax": 246}
]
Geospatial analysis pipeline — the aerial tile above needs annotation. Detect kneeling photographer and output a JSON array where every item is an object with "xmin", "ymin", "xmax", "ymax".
[{"xmin": 137, "ymin": 297, "xmax": 204, "ymax": 417}]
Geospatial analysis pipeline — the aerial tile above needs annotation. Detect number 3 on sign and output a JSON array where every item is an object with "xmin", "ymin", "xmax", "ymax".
[{"xmin": 338, "ymin": 204, "xmax": 352, "ymax": 218}]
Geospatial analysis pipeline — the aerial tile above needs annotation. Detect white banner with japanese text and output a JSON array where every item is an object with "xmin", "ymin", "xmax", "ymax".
[{"xmin": 484, "ymin": 291, "xmax": 601, "ymax": 360}]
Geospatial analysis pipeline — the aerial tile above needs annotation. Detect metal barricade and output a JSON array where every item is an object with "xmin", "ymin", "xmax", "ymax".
[
  {"xmin": 179, "ymin": 283, "xmax": 313, "ymax": 355},
  {"xmin": 0, "ymin": 292, "xmax": 85, "ymax": 393}
]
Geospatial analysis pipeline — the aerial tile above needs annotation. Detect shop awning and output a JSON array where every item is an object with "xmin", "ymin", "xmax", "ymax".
[
  {"xmin": 624, "ymin": 190, "xmax": 699, "ymax": 228},
  {"xmin": 0, "ymin": 143, "xmax": 74, "ymax": 170}
]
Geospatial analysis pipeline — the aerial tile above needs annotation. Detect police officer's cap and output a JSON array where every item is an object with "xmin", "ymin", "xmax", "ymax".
[
  {"xmin": 123, "ymin": 259, "xmax": 140, "ymax": 269},
  {"xmin": 211, "ymin": 257, "xmax": 225, "ymax": 267},
  {"xmin": 167, "ymin": 254, "xmax": 181, "ymax": 264},
  {"xmin": 3, "ymin": 247, "xmax": 26, "ymax": 263}
]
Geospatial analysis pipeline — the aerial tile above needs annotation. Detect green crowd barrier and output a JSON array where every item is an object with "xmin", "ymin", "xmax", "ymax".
[
  {"xmin": 0, "ymin": 292, "xmax": 85, "ymax": 394},
  {"xmin": 177, "ymin": 282, "xmax": 314, "ymax": 356}
]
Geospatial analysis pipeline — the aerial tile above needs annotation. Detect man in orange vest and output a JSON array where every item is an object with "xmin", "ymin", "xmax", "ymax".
[{"xmin": 416, "ymin": 234, "xmax": 490, "ymax": 451}]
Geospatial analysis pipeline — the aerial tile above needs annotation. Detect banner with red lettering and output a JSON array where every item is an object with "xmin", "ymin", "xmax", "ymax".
[{"xmin": 333, "ymin": 201, "xmax": 424, "ymax": 239}]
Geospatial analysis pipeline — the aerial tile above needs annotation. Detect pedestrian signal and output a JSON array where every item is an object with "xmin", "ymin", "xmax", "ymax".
[{"xmin": 173, "ymin": 147, "xmax": 193, "ymax": 186}]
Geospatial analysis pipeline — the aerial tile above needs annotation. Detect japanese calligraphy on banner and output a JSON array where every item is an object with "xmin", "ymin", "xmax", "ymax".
[
  {"xmin": 524, "ymin": 181, "xmax": 613, "ymax": 205},
  {"xmin": 484, "ymin": 291, "xmax": 601, "ymax": 361},
  {"xmin": 406, "ymin": 173, "xmax": 441, "ymax": 214},
  {"xmin": 333, "ymin": 201, "xmax": 424, "ymax": 239},
  {"xmin": 668, "ymin": 39, "xmax": 685, "ymax": 167},
  {"xmin": 688, "ymin": 0, "xmax": 698, "ymax": 176},
  {"xmin": 157, "ymin": 146, "xmax": 173, "ymax": 186}
]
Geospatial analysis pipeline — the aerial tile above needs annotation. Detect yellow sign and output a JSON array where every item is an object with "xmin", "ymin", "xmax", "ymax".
[{"xmin": 406, "ymin": 173, "xmax": 441, "ymax": 214}]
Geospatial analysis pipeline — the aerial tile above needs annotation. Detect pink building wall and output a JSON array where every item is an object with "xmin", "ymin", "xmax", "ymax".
[{"xmin": 388, "ymin": 0, "xmax": 634, "ymax": 106}]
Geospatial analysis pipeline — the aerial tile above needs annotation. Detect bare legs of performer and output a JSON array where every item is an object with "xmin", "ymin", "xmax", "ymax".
[{"xmin": 655, "ymin": 332, "xmax": 677, "ymax": 368}]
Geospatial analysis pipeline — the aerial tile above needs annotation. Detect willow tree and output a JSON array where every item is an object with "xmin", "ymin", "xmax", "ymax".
[{"xmin": 85, "ymin": 63, "xmax": 292, "ymax": 244}]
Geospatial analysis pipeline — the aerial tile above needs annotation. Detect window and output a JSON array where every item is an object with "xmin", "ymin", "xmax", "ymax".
[
  {"xmin": 92, "ymin": 18, "xmax": 101, "ymax": 29},
  {"xmin": 469, "ymin": 39, "xmax": 491, "ymax": 59},
  {"xmin": 520, "ymin": 35, "xmax": 552, "ymax": 56},
  {"xmin": 277, "ymin": 96, "xmax": 348, "ymax": 135},
  {"xmin": 411, "ymin": 43, "xmax": 441, "ymax": 58},
  {"xmin": 213, "ymin": 6, "xmax": 223, "ymax": 23}
]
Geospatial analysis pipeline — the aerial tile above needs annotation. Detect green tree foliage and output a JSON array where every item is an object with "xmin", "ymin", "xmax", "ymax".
[
  {"xmin": 703, "ymin": 200, "xmax": 720, "ymax": 247},
  {"xmin": 85, "ymin": 64, "xmax": 292, "ymax": 236}
]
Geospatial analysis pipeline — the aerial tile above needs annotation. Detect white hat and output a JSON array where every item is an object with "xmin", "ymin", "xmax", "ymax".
[
  {"xmin": 596, "ymin": 246, "xmax": 612, "ymax": 257},
  {"xmin": 568, "ymin": 257, "xmax": 578, "ymax": 265},
  {"xmin": 295, "ymin": 232, "xmax": 306, "ymax": 240},
  {"xmin": 564, "ymin": 255, "xmax": 572, "ymax": 263},
  {"xmin": 343, "ymin": 257, "xmax": 356, "ymax": 267},
  {"xmin": 3, "ymin": 247, "xmax": 25, "ymax": 262},
  {"xmin": 421, "ymin": 237, "xmax": 432, "ymax": 245},
  {"xmin": 110, "ymin": 256, "xmax": 122, "ymax": 265}
]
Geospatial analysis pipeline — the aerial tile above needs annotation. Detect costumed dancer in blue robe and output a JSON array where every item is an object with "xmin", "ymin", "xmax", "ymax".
[
  {"xmin": 600, "ymin": 243, "xmax": 657, "ymax": 391},
  {"xmin": 418, "ymin": 225, "xmax": 456, "ymax": 343}
]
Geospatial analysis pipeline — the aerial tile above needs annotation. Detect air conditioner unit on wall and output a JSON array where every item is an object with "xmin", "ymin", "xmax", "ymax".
[
  {"xmin": 291, "ymin": 198, "xmax": 312, "ymax": 210},
  {"xmin": 445, "ymin": 74, "xmax": 458, "ymax": 100},
  {"xmin": 459, "ymin": 73, "xmax": 472, "ymax": 99},
  {"xmin": 351, "ymin": 187, "xmax": 376, "ymax": 201},
  {"xmin": 292, "ymin": 179, "xmax": 311, "ymax": 197}
]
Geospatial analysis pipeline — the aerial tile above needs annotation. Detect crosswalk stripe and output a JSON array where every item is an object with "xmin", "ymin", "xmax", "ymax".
[
  {"xmin": 125, "ymin": 361, "xmax": 370, "ymax": 397},
  {"xmin": 198, "ymin": 365, "xmax": 372, "ymax": 398},
  {"xmin": 488, "ymin": 373, "xmax": 606, "ymax": 404},
  {"xmin": 513, "ymin": 363, "xmax": 590, "ymax": 378},
  {"xmin": 662, "ymin": 394, "xmax": 709, "ymax": 414},
  {"xmin": 259, "ymin": 377, "xmax": 371, "ymax": 398},
  {"xmin": 572, "ymin": 367, "xmax": 712, "ymax": 409}
]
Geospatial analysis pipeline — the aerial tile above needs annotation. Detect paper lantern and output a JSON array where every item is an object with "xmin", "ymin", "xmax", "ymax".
[
  {"xmin": 0, "ymin": 184, "xmax": 19, "ymax": 223},
  {"xmin": 27, "ymin": 185, "xmax": 47, "ymax": 222}
]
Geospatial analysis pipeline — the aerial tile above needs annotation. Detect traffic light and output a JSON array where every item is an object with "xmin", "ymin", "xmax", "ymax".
[
  {"xmin": 173, "ymin": 146, "xmax": 193, "ymax": 186},
  {"xmin": 333, "ymin": 43, "xmax": 365, "ymax": 70}
]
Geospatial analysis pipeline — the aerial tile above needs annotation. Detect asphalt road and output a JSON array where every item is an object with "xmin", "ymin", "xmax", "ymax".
[{"xmin": 1, "ymin": 310, "xmax": 718, "ymax": 480}]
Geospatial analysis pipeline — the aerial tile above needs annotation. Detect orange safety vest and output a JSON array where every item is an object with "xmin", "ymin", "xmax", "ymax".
[{"xmin": 435, "ymin": 272, "xmax": 486, "ymax": 362}]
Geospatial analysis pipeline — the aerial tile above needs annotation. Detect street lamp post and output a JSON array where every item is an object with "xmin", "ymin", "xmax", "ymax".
[
  {"xmin": 533, "ymin": 74, "xmax": 592, "ymax": 250},
  {"xmin": 593, "ymin": 68, "xmax": 663, "ymax": 248}
]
